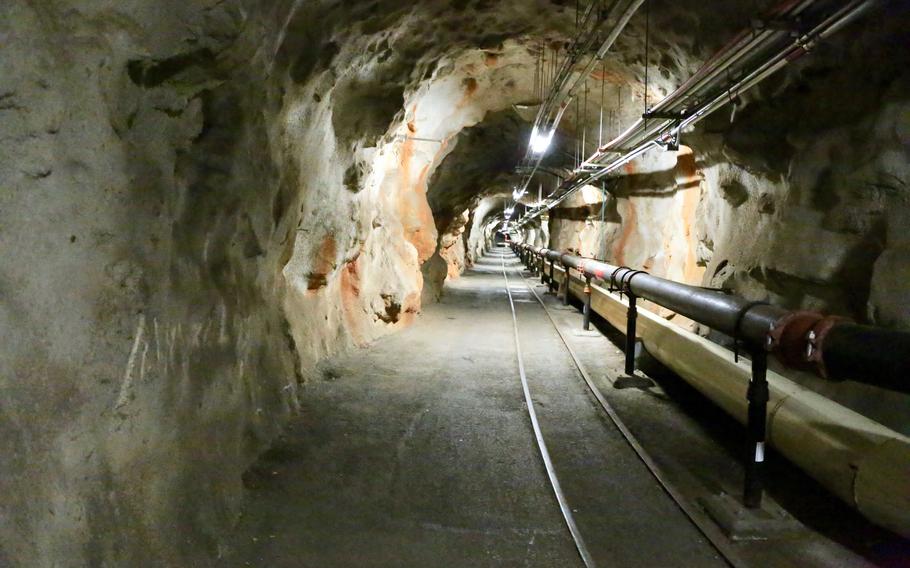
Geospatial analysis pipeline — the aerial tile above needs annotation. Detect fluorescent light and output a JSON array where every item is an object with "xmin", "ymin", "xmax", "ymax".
[{"xmin": 529, "ymin": 128, "xmax": 554, "ymax": 154}]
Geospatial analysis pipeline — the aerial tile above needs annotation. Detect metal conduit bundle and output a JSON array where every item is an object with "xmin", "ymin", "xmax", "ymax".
[{"xmin": 516, "ymin": 0, "xmax": 882, "ymax": 225}]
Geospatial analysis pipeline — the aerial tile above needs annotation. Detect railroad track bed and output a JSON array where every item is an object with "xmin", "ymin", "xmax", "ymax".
[{"xmin": 497, "ymin": 247, "xmax": 894, "ymax": 568}]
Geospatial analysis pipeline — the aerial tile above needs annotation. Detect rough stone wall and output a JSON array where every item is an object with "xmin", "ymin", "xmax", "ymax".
[
  {"xmin": 542, "ymin": 10, "xmax": 910, "ymax": 432},
  {"xmin": 2, "ymin": 0, "xmax": 907, "ymax": 565},
  {"xmin": 0, "ymin": 1, "xmax": 299, "ymax": 565},
  {"xmin": 547, "ymin": 11, "xmax": 909, "ymax": 328},
  {"xmin": 0, "ymin": 1, "xmax": 577, "ymax": 565}
]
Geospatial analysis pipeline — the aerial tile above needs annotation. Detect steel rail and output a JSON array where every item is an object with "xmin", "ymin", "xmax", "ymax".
[
  {"xmin": 510, "ymin": 243, "xmax": 910, "ymax": 538},
  {"xmin": 499, "ymin": 251, "xmax": 597, "ymax": 568},
  {"xmin": 516, "ymin": 256, "xmax": 744, "ymax": 568}
]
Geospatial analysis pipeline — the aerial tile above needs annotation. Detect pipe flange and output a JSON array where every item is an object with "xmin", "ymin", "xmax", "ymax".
[
  {"xmin": 767, "ymin": 311, "xmax": 824, "ymax": 369},
  {"xmin": 806, "ymin": 315, "xmax": 851, "ymax": 379}
]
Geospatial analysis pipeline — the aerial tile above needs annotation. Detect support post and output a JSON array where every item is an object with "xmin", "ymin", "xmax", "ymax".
[
  {"xmin": 540, "ymin": 256, "xmax": 546, "ymax": 284},
  {"xmin": 625, "ymin": 293, "xmax": 637, "ymax": 375},
  {"xmin": 549, "ymin": 260, "xmax": 556, "ymax": 293},
  {"xmin": 583, "ymin": 277, "xmax": 593, "ymax": 330},
  {"xmin": 744, "ymin": 349, "xmax": 769, "ymax": 509},
  {"xmin": 562, "ymin": 264, "xmax": 571, "ymax": 305}
]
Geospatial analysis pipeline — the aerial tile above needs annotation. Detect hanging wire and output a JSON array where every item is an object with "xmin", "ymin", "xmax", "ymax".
[
  {"xmin": 616, "ymin": 84, "xmax": 622, "ymax": 138},
  {"xmin": 582, "ymin": 81, "xmax": 588, "ymax": 159},
  {"xmin": 575, "ymin": 93, "xmax": 580, "ymax": 168},
  {"xmin": 643, "ymin": 0, "xmax": 651, "ymax": 128},
  {"xmin": 599, "ymin": 58, "xmax": 605, "ymax": 148},
  {"xmin": 600, "ymin": 180, "xmax": 607, "ymax": 260}
]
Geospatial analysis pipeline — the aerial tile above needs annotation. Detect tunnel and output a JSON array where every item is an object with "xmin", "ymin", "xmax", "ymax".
[{"xmin": 1, "ymin": 0, "xmax": 909, "ymax": 566}]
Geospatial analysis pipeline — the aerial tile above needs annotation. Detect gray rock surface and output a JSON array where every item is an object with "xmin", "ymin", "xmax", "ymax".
[{"xmin": 0, "ymin": 0, "xmax": 907, "ymax": 565}]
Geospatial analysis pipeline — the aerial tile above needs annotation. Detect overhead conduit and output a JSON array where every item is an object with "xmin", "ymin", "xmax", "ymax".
[{"xmin": 515, "ymin": 0, "xmax": 882, "ymax": 225}]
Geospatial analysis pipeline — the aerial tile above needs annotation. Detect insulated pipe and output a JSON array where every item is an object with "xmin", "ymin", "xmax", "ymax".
[
  {"xmin": 554, "ymin": 250, "xmax": 910, "ymax": 392},
  {"xmin": 546, "ymin": 258, "xmax": 910, "ymax": 536}
]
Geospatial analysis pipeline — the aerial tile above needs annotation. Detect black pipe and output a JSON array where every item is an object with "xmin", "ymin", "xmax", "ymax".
[
  {"xmin": 552, "ymin": 249, "xmax": 909, "ymax": 392},
  {"xmin": 822, "ymin": 324, "xmax": 910, "ymax": 394},
  {"xmin": 560, "ymin": 253, "xmax": 787, "ymax": 343}
]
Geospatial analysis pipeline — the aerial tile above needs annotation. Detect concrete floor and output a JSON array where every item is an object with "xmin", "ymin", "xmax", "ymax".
[{"xmin": 225, "ymin": 248, "xmax": 905, "ymax": 567}]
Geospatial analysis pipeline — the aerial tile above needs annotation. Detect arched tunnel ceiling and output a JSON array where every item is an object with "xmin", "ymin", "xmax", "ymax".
[
  {"xmin": 426, "ymin": 109, "xmax": 525, "ymax": 231},
  {"xmin": 266, "ymin": 0, "xmax": 908, "ymax": 327},
  {"xmin": 2, "ymin": 2, "xmax": 909, "ymax": 565},
  {"xmin": 270, "ymin": 0, "xmax": 796, "ymax": 231}
]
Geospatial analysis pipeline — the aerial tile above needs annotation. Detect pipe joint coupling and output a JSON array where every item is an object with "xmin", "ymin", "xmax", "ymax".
[{"xmin": 767, "ymin": 311, "xmax": 852, "ymax": 376}]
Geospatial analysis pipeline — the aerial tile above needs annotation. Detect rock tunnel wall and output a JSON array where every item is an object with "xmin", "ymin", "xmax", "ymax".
[
  {"xmin": 547, "ymin": 50, "xmax": 910, "ymax": 332},
  {"xmin": 0, "ymin": 0, "xmax": 576, "ymax": 565},
  {"xmin": 538, "ymin": 12, "xmax": 910, "ymax": 433},
  {"xmin": 0, "ymin": 2, "xmax": 303, "ymax": 564},
  {"xmin": 1, "ymin": 0, "xmax": 907, "ymax": 565}
]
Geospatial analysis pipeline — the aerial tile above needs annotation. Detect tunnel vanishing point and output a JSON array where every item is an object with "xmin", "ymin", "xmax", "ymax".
[{"xmin": 1, "ymin": 0, "xmax": 909, "ymax": 566}]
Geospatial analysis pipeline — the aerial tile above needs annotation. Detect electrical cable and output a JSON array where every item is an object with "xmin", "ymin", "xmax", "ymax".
[{"xmin": 643, "ymin": 0, "xmax": 651, "ymax": 127}]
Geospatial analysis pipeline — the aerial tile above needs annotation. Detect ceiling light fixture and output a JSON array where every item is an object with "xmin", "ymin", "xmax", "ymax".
[{"xmin": 529, "ymin": 127, "xmax": 554, "ymax": 155}]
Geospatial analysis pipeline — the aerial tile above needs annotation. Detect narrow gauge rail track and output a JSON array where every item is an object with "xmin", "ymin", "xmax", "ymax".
[{"xmin": 498, "ymin": 246, "xmax": 744, "ymax": 568}]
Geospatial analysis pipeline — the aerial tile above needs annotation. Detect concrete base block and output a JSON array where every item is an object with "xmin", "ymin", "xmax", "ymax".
[
  {"xmin": 571, "ymin": 329, "xmax": 602, "ymax": 337},
  {"xmin": 701, "ymin": 492, "xmax": 804, "ymax": 541}
]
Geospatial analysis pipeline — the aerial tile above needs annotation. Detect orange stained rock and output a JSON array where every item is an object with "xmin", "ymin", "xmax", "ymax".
[
  {"xmin": 589, "ymin": 68, "xmax": 627, "ymax": 84},
  {"xmin": 441, "ymin": 242, "xmax": 462, "ymax": 279},
  {"xmin": 396, "ymin": 130, "xmax": 449, "ymax": 263},
  {"xmin": 456, "ymin": 77, "xmax": 479, "ymax": 110},
  {"xmin": 675, "ymin": 147, "xmax": 705, "ymax": 284},
  {"xmin": 339, "ymin": 255, "xmax": 365, "ymax": 345},
  {"xmin": 307, "ymin": 235, "xmax": 337, "ymax": 290},
  {"xmin": 400, "ymin": 290, "xmax": 421, "ymax": 326}
]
